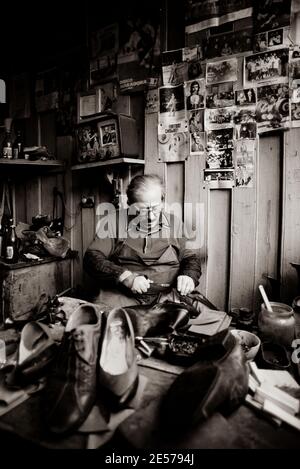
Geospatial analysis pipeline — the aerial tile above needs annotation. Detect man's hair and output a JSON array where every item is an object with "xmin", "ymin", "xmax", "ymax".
[{"xmin": 126, "ymin": 174, "xmax": 165, "ymax": 205}]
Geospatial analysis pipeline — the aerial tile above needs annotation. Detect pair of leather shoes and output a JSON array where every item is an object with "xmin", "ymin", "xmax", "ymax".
[
  {"xmin": 46, "ymin": 304, "xmax": 138, "ymax": 434},
  {"xmin": 162, "ymin": 330, "xmax": 249, "ymax": 431}
]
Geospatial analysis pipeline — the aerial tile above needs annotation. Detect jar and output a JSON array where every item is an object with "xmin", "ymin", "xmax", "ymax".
[
  {"xmin": 258, "ymin": 302, "xmax": 295, "ymax": 347},
  {"xmin": 237, "ymin": 307, "xmax": 255, "ymax": 332}
]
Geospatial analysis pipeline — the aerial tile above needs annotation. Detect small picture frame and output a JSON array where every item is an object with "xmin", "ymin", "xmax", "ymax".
[{"xmin": 77, "ymin": 90, "xmax": 100, "ymax": 123}]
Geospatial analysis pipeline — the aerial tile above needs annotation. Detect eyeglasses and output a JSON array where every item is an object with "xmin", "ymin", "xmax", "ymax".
[{"xmin": 130, "ymin": 203, "xmax": 162, "ymax": 216}]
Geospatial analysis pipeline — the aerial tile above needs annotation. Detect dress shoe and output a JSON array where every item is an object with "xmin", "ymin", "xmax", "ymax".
[
  {"xmin": 46, "ymin": 303, "xmax": 102, "ymax": 434},
  {"xmin": 7, "ymin": 321, "xmax": 58, "ymax": 386},
  {"xmin": 98, "ymin": 307, "xmax": 138, "ymax": 408},
  {"xmin": 162, "ymin": 331, "xmax": 248, "ymax": 431}
]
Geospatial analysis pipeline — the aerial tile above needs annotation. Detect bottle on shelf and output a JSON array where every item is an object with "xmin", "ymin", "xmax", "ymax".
[
  {"xmin": 12, "ymin": 131, "xmax": 24, "ymax": 159},
  {"xmin": 3, "ymin": 218, "xmax": 19, "ymax": 264},
  {"xmin": 2, "ymin": 130, "xmax": 13, "ymax": 159}
]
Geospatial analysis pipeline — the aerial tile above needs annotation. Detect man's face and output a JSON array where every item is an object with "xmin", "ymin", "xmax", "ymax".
[{"xmin": 131, "ymin": 186, "xmax": 163, "ymax": 230}]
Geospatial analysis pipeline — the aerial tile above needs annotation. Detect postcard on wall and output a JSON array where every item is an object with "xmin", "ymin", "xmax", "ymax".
[
  {"xmin": 205, "ymin": 107, "xmax": 235, "ymax": 131},
  {"xmin": 289, "ymin": 46, "xmax": 300, "ymax": 87},
  {"xmin": 234, "ymin": 105, "xmax": 257, "ymax": 139},
  {"xmin": 158, "ymin": 85, "xmax": 188, "ymax": 134},
  {"xmin": 291, "ymin": 103, "xmax": 300, "ymax": 128},
  {"xmin": 186, "ymin": 59, "xmax": 205, "ymax": 81},
  {"xmin": 206, "ymin": 83, "xmax": 234, "ymax": 109},
  {"xmin": 183, "ymin": 46, "xmax": 202, "ymax": 63},
  {"xmin": 234, "ymin": 139, "xmax": 255, "ymax": 188},
  {"xmin": 162, "ymin": 49, "xmax": 183, "ymax": 66},
  {"xmin": 203, "ymin": 28, "xmax": 253, "ymax": 59},
  {"xmin": 206, "ymin": 128, "xmax": 234, "ymax": 169},
  {"xmin": 235, "ymin": 88, "xmax": 256, "ymax": 106},
  {"xmin": 162, "ymin": 62, "xmax": 189, "ymax": 86},
  {"xmin": 184, "ymin": 79, "xmax": 205, "ymax": 110},
  {"xmin": 235, "ymin": 122, "xmax": 257, "ymax": 139},
  {"xmin": 254, "ymin": 28, "xmax": 290, "ymax": 52},
  {"xmin": 190, "ymin": 131, "xmax": 206, "ymax": 156},
  {"xmin": 291, "ymin": 80, "xmax": 300, "ymax": 104},
  {"xmin": 145, "ymin": 89, "xmax": 159, "ymax": 114},
  {"xmin": 244, "ymin": 49, "xmax": 289, "ymax": 87},
  {"xmin": 188, "ymin": 109, "xmax": 204, "ymax": 133},
  {"xmin": 204, "ymin": 169, "xmax": 235, "ymax": 189},
  {"xmin": 256, "ymin": 83, "xmax": 290, "ymax": 133},
  {"xmin": 206, "ymin": 58, "xmax": 238, "ymax": 85},
  {"xmin": 253, "ymin": 0, "xmax": 291, "ymax": 33},
  {"xmin": 158, "ymin": 132, "xmax": 189, "ymax": 162}
]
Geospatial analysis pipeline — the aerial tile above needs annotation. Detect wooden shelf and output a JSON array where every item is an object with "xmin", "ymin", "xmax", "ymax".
[
  {"xmin": 0, "ymin": 159, "xmax": 64, "ymax": 168},
  {"xmin": 71, "ymin": 157, "xmax": 145, "ymax": 171}
]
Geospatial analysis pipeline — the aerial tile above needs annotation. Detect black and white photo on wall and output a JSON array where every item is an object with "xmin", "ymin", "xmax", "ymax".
[
  {"xmin": 158, "ymin": 132, "xmax": 189, "ymax": 162},
  {"xmin": 206, "ymin": 83, "xmax": 235, "ymax": 109},
  {"xmin": 206, "ymin": 58, "xmax": 238, "ymax": 85},
  {"xmin": 206, "ymin": 128, "xmax": 233, "ymax": 169},
  {"xmin": 188, "ymin": 109, "xmax": 204, "ymax": 133},
  {"xmin": 204, "ymin": 169, "xmax": 235, "ymax": 189},
  {"xmin": 254, "ymin": 28, "xmax": 290, "ymax": 52},
  {"xmin": 256, "ymin": 83, "xmax": 290, "ymax": 133},
  {"xmin": 185, "ymin": 79, "xmax": 205, "ymax": 110},
  {"xmin": 205, "ymin": 107, "xmax": 236, "ymax": 130},
  {"xmin": 244, "ymin": 48, "xmax": 289, "ymax": 87},
  {"xmin": 235, "ymin": 88, "xmax": 256, "ymax": 106},
  {"xmin": 234, "ymin": 138, "xmax": 255, "ymax": 188},
  {"xmin": 158, "ymin": 84, "xmax": 188, "ymax": 135},
  {"xmin": 190, "ymin": 131, "xmax": 206, "ymax": 155}
]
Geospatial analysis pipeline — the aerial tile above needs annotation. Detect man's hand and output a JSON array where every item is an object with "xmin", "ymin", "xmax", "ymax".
[
  {"xmin": 177, "ymin": 275, "xmax": 195, "ymax": 296},
  {"xmin": 131, "ymin": 276, "xmax": 152, "ymax": 294},
  {"xmin": 121, "ymin": 273, "xmax": 152, "ymax": 294}
]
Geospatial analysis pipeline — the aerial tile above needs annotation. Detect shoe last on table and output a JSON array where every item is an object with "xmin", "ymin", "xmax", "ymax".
[
  {"xmin": 161, "ymin": 331, "xmax": 249, "ymax": 431},
  {"xmin": 98, "ymin": 307, "xmax": 138, "ymax": 408},
  {"xmin": 46, "ymin": 303, "xmax": 102, "ymax": 434}
]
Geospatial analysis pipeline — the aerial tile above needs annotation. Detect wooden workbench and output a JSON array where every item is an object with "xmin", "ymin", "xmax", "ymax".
[{"xmin": 0, "ymin": 360, "xmax": 299, "ymax": 450}]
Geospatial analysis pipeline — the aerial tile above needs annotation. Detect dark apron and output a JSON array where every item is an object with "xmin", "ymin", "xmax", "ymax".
[{"xmin": 96, "ymin": 232, "xmax": 180, "ymax": 307}]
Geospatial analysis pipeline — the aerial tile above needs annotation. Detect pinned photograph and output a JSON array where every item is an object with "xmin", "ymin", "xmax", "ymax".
[
  {"xmin": 203, "ymin": 29, "xmax": 253, "ymax": 59},
  {"xmin": 185, "ymin": 79, "xmax": 205, "ymax": 110},
  {"xmin": 190, "ymin": 131, "xmax": 206, "ymax": 155},
  {"xmin": 206, "ymin": 83, "xmax": 234, "ymax": 109},
  {"xmin": 291, "ymin": 103, "xmax": 300, "ymax": 128},
  {"xmin": 100, "ymin": 123, "xmax": 117, "ymax": 146},
  {"xmin": 187, "ymin": 60, "xmax": 205, "ymax": 80},
  {"xmin": 159, "ymin": 85, "xmax": 187, "ymax": 134},
  {"xmin": 188, "ymin": 110, "xmax": 204, "ymax": 133},
  {"xmin": 244, "ymin": 49, "xmax": 289, "ymax": 87},
  {"xmin": 206, "ymin": 128, "xmax": 234, "ymax": 169},
  {"xmin": 162, "ymin": 62, "xmax": 189, "ymax": 86},
  {"xmin": 234, "ymin": 139, "xmax": 255, "ymax": 188},
  {"xmin": 183, "ymin": 46, "xmax": 202, "ymax": 63},
  {"xmin": 291, "ymin": 80, "xmax": 300, "ymax": 104},
  {"xmin": 206, "ymin": 58, "xmax": 238, "ymax": 85},
  {"xmin": 235, "ymin": 122, "xmax": 257, "ymax": 139},
  {"xmin": 145, "ymin": 89, "xmax": 159, "ymax": 114},
  {"xmin": 289, "ymin": 46, "xmax": 300, "ymax": 86},
  {"xmin": 205, "ymin": 107, "xmax": 235, "ymax": 130},
  {"xmin": 256, "ymin": 83, "xmax": 290, "ymax": 133},
  {"xmin": 254, "ymin": 32, "xmax": 268, "ymax": 52},
  {"xmin": 235, "ymin": 88, "xmax": 256, "ymax": 106},
  {"xmin": 158, "ymin": 132, "xmax": 189, "ymax": 162},
  {"xmin": 204, "ymin": 169, "xmax": 235, "ymax": 189}
]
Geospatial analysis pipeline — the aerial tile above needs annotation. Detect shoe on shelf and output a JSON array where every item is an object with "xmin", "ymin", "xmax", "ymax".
[
  {"xmin": 98, "ymin": 307, "xmax": 138, "ymax": 408},
  {"xmin": 46, "ymin": 303, "xmax": 102, "ymax": 434},
  {"xmin": 162, "ymin": 331, "xmax": 248, "ymax": 431}
]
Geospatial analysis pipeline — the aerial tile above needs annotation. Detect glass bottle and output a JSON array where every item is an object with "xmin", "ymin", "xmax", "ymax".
[
  {"xmin": 4, "ymin": 218, "xmax": 18, "ymax": 263},
  {"xmin": 2, "ymin": 130, "xmax": 13, "ymax": 159},
  {"xmin": 12, "ymin": 131, "xmax": 24, "ymax": 159}
]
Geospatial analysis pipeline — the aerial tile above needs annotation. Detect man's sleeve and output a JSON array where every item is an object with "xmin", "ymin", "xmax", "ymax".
[
  {"xmin": 83, "ymin": 212, "xmax": 128, "ymax": 284},
  {"xmin": 171, "ymin": 213, "xmax": 202, "ymax": 286}
]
